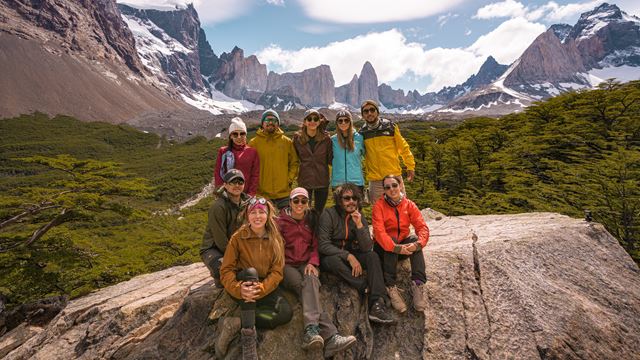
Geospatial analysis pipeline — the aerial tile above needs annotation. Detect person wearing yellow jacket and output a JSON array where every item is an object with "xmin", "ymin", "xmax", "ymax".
[
  {"xmin": 359, "ymin": 100, "xmax": 415, "ymax": 203},
  {"xmin": 249, "ymin": 109, "xmax": 299, "ymax": 209}
]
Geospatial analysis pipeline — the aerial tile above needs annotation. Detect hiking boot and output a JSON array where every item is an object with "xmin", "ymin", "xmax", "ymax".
[
  {"xmin": 368, "ymin": 299, "xmax": 394, "ymax": 324},
  {"xmin": 412, "ymin": 282, "xmax": 428, "ymax": 312},
  {"xmin": 301, "ymin": 324, "xmax": 324, "ymax": 350},
  {"xmin": 387, "ymin": 285, "xmax": 407, "ymax": 313},
  {"xmin": 324, "ymin": 334, "xmax": 357, "ymax": 358},
  {"xmin": 240, "ymin": 327, "xmax": 258, "ymax": 360},
  {"xmin": 215, "ymin": 316, "xmax": 241, "ymax": 357}
]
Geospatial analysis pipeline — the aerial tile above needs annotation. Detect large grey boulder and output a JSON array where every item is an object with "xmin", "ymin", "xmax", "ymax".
[{"xmin": 2, "ymin": 211, "xmax": 639, "ymax": 359}]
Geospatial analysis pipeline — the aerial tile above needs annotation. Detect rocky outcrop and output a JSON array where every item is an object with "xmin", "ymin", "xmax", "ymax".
[
  {"xmin": 335, "ymin": 75, "xmax": 359, "ymax": 107},
  {"xmin": 214, "ymin": 47, "xmax": 268, "ymax": 99},
  {"xmin": 3, "ymin": 211, "xmax": 639, "ymax": 359},
  {"xmin": 378, "ymin": 83, "xmax": 410, "ymax": 108},
  {"xmin": 358, "ymin": 61, "xmax": 379, "ymax": 104},
  {"xmin": 267, "ymin": 65, "xmax": 335, "ymax": 106}
]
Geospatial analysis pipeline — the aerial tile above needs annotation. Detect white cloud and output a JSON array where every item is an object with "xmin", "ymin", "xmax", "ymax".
[
  {"xmin": 468, "ymin": 17, "xmax": 546, "ymax": 64},
  {"xmin": 437, "ymin": 13, "xmax": 459, "ymax": 27},
  {"xmin": 117, "ymin": 0, "xmax": 252, "ymax": 24},
  {"xmin": 474, "ymin": 0, "xmax": 607, "ymax": 22},
  {"xmin": 617, "ymin": 0, "xmax": 640, "ymax": 16},
  {"xmin": 266, "ymin": 0, "xmax": 285, "ymax": 6},
  {"xmin": 296, "ymin": 0, "xmax": 467, "ymax": 24},
  {"xmin": 543, "ymin": 0, "xmax": 604, "ymax": 22},
  {"xmin": 465, "ymin": 29, "xmax": 472, "ymax": 36},
  {"xmin": 474, "ymin": 0, "xmax": 527, "ymax": 19}
]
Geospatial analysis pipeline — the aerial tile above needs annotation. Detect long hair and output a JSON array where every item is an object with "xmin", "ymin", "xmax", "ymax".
[
  {"xmin": 336, "ymin": 111, "xmax": 354, "ymax": 151},
  {"xmin": 297, "ymin": 114, "xmax": 328, "ymax": 145},
  {"xmin": 332, "ymin": 183, "xmax": 363, "ymax": 211},
  {"xmin": 238, "ymin": 200, "xmax": 285, "ymax": 266}
]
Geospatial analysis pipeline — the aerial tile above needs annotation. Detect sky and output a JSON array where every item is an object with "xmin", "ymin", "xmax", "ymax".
[{"xmin": 118, "ymin": 0, "xmax": 640, "ymax": 94}]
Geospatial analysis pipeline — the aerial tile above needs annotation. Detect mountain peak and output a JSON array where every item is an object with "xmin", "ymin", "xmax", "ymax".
[{"xmin": 549, "ymin": 24, "xmax": 573, "ymax": 43}]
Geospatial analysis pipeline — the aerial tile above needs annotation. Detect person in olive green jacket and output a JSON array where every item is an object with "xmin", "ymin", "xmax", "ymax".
[
  {"xmin": 200, "ymin": 169, "xmax": 250, "ymax": 287},
  {"xmin": 249, "ymin": 109, "xmax": 299, "ymax": 209}
]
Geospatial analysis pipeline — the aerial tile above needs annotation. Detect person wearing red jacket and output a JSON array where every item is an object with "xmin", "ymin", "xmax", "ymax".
[
  {"xmin": 372, "ymin": 174, "xmax": 429, "ymax": 313},
  {"xmin": 276, "ymin": 187, "xmax": 356, "ymax": 358},
  {"xmin": 214, "ymin": 117, "xmax": 260, "ymax": 196}
]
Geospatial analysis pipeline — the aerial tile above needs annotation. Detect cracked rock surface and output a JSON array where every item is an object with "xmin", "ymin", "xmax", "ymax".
[{"xmin": 2, "ymin": 211, "xmax": 639, "ymax": 359}]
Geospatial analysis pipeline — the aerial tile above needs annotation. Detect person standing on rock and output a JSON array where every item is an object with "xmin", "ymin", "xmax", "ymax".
[
  {"xmin": 219, "ymin": 197, "xmax": 293, "ymax": 360},
  {"xmin": 201, "ymin": 169, "xmax": 249, "ymax": 288},
  {"xmin": 214, "ymin": 117, "xmax": 260, "ymax": 196},
  {"xmin": 292, "ymin": 109, "xmax": 333, "ymax": 212},
  {"xmin": 372, "ymin": 174, "xmax": 429, "ymax": 313},
  {"xmin": 359, "ymin": 99, "xmax": 415, "ymax": 203},
  {"xmin": 317, "ymin": 183, "xmax": 394, "ymax": 324},
  {"xmin": 331, "ymin": 110, "xmax": 365, "ymax": 194},
  {"xmin": 276, "ymin": 187, "xmax": 357, "ymax": 357},
  {"xmin": 249, "ymin": 109, "xmax": 299, "ymax": 209}
]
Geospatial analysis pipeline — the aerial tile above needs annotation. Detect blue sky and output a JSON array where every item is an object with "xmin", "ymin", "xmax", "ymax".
[{"xmin": 119, "ymin": 0, "xmax": 640, "ymax": 93}]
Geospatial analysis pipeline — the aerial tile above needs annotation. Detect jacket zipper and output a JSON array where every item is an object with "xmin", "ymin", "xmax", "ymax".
[
  {"xmin": 394, "ymin": 207, "xmax": 401, "ymax": 242},
  {"xmin": 342, "ymin": 215, "xmax": 348, "ymax": 250}
]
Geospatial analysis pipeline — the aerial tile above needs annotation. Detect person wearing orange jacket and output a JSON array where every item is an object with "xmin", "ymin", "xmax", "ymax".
[{"xmin": 372, "ymin": 174, "xmax": 429, "ymax": 313}]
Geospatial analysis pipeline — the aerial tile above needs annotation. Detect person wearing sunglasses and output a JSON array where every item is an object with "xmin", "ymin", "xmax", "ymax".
[
  {"xmin": 293, "ymin": 109, "xmax": 333, "ymax": 213},
  {"xmin": 359, "ymin": 100, "xmax": 415, "ymax": 204},
  {"xmin": 214, "ymin": 117, "xmax": 260, "ymax": 196},
  {"xmin": 219, "ymin": 197, "xmax": 293, "ymax": 359},
  {"xmin": 276, "ymin": 187, "xmax": 357, "ymax": 356},
  {"xmin": 249, "ymin": 109, "xmax": 299, "ymax": 209},
  {"xmin": 201, "ymin": 169, "xmax": 250, "ymax": 291},
  {"xmin": 372, "ymin": 175, "xmax": 429, "ymax": 314},
  {"xmin": 317, "ymin": 183, "xmax": 394, "ymax": 324},
  {"xmin": 331, "ymin": 110, "xmax": 365, "ymax": 194}
]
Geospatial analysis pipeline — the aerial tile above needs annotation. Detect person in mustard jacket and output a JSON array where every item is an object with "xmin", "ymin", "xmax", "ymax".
[
  {"xmin": 249, "ymin": 109, "xmax": 299, "ymax": 209},
  {"xmin": 359, "ymin": 100, "xmax": 415, "ymax": 203},
  {"xmin": 372, "ymin": 174, "xmax": 429, "ymax": 314}
]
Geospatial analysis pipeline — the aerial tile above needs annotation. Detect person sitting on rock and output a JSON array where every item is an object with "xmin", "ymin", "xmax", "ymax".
[
  {"xmin": 277, "ymin": 187, "xmax": 357, "ymax": 357},
  {"xmin": 219, "ymin": 197, "xmax": 293, "ymax": 360},
  {"xmin": 317, "ymin": 183, "xmax": 394, "ymax": 324},
  {"xmin": 201, "ymin": 169, "xmax": 249, "ymax": 288},
  {"xmin": 372, "ymin": 174, "xmax": 429, "ymax": 313}
]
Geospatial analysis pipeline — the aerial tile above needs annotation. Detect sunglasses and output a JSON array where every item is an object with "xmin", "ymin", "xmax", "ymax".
[
  {"xmin": 230, "ymin": 132, "xmax": 246, "ymax": 138},
  {"xmin": 306, "ymin": 116, "xmax": 320, "ymax": 122},
  {"xmin": 291, "ymin": 197, "xmax": 309, "ymax": 205},
  {"xmin": 263, "ymin": 118, "xmax": 278, "ymax": 124},
  {"xmin": 229, "ymin": 178, "xmax": 245, "ymax": 185},
  {"xmin": 249, "ymin": 197, "xmax": 268, "ymax": 206},
  {"xmin": 383, "ymin": 183, "xmax": 400, "ymax": 190},
  {"xmin": 342, "ymin": 195, "xmax": 357, "ymax": 202},
  {"xmin": 362, "ymin": 107, "xmax": 377, "ymax": 114},
  {"xmin": 337, "ymin": 118, "xmax": 350, "ymax": 124}
]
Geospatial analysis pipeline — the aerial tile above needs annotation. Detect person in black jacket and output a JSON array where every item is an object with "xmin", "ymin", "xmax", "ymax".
[{"xmin": 317, "ymin": 183, "xmax": 394, "ymax": 324}]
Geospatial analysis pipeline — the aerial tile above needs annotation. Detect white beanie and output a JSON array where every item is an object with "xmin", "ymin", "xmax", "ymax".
[{"xmin": 228, "ymin": 117, "xmax": 247, "ymax": 134}]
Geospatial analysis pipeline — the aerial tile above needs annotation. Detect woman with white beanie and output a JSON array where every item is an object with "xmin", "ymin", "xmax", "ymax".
[{"xmin": 214, "ymin": 117, "xmax": 260, "ymax": 196}]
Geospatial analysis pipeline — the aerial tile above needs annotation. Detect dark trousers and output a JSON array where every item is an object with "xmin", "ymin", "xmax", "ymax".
[
  {"xmin": 235, "ymin": 268, "xmax": 293, "ymax": 329},
  {"xmin": 374, "ymin": 235, "xmax": 427, "ymax": 286},
  {"xmin": 201, "ymin": 247, "xmax": 223, "ymax": 287},
  {"xmin": 282, "ymin": 264, "xmax": 337, "ymax": 339},
  {"xmin": 305, "ymin": 187, "xmax": 329, "ymax": 213},
  {"xmin": 320, "ymin": 251, "xmax": 388, "ymax": 307}
]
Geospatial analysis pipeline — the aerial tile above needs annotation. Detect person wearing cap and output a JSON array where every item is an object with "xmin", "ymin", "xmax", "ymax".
[
  {"xmin": 331, "ymin": 110, "xmax": 365, "ymax": 193},
  {"xmin": 359, "ymin": 100, "xmax": 415, "ymax": 203},
  {"xmin": 276, "ymin": 187, "xmax": 356, "ymax": 356},
  {"xmin": 249, "ymin": 109, "xmax": 299, "ymax": 209},
  {"xmin": 317, "ymin": 183, "xmax": 394, "ymax": 324},
  {"xmin": 219, "ymin": 196, "xmax": 292, "ymax": 360},
  {"xmin": 201, "ymin": 169, "xmax": 250, "ymax": 288},
  {"xmin": 214, "ymin": 117, "xmax": 260, "ymax": 196},
  {"xmin": 292, "ymin": 109, "xmax": 333, "ymax": 212}
]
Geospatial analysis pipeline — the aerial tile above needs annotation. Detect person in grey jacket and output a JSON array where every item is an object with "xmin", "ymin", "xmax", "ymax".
[
  {"xmin": 201, "ymin": 169, "xmax": 250, "ymax": 287},
  {"xmin": 317, "ymin": 183, "xmax": 393, "ymax": 324}
]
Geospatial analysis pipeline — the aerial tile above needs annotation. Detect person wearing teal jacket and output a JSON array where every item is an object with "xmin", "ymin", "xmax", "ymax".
[{"xmin": 330, "ymin": 110, "xmax": 365, "ymax": 193}]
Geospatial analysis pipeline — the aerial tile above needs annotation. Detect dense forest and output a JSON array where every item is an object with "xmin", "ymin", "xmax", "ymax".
[{"xmin": 1, "ymin": 80, "xmax": 638, "ymax": 309}]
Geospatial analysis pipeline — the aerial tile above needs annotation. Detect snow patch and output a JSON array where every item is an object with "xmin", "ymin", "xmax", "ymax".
[
  {"xmin": 118, "ymin": 1, "xmax": 188, "ymax": 11},
  {"xmin": 182, "ymin": 91, "xmax": 264, "ymax": 115},
  {"xmin": 588, "ymin": 65, "xmax": 640, "ymax": 85}
]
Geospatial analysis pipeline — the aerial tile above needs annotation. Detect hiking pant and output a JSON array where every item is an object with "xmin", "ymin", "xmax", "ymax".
[
  {"xmin": 282, "ymin": 264, "xmax": 337, "ymax": 340},
  {"xmin": 235, "ymin": 268, "xmax": 293, "ymax": 330},
  {"xmin": 201, "ymin": 247, "xmax": 223, "ymax": 287},
  {"xmin": 304, "ymin": 187, "xmax": 329, "ymax": 213},
  {"xmin": 374, "ymin": 235, "xmax": 427, "ymax": 286},
  {"xmin": 320, "ymin": 251, "xmax": 389, "ymax": 306}
]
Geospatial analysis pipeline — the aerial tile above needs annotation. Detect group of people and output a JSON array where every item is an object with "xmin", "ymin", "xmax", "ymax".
[{"xmin": 201, "ymin": 100, "xmax": 430, "ymax": 360}]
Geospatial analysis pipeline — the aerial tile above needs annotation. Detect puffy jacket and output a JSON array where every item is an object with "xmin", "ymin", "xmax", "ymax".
[
  {"xmin": 331, "ymin": 132, "xmax": 365, "ymax": 187},
  {"xmin": 293, "ymin": 131, "xmax": 332, "ymax": 189},
  {"xmin": 214, "ymin": 144, "xmax": 260, "ymax": 196},
  {"xmin": 360, "ymin": 119, "xmax": 415, "ymax": 181},
  {"xmin": 317, "ymin": 206, "xmax": 373, "ymax": 259},
  {"xmin": 219, "ymin": 227, "xmax": 284, "ymax": 300},
  {"xmin": 201, "ymin": 191, "xmax": 250, "ymax": 254},
  {"xmin": 372, "ymin": 196, "xmax": 429, "ymax": 253},
  {"xmin": 249, "ymin": 128, "xmax": 299, "ymax": 199},
  {"xmin": 276, "ymin": 208, "xmax": 320, "ymax": 267}
]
